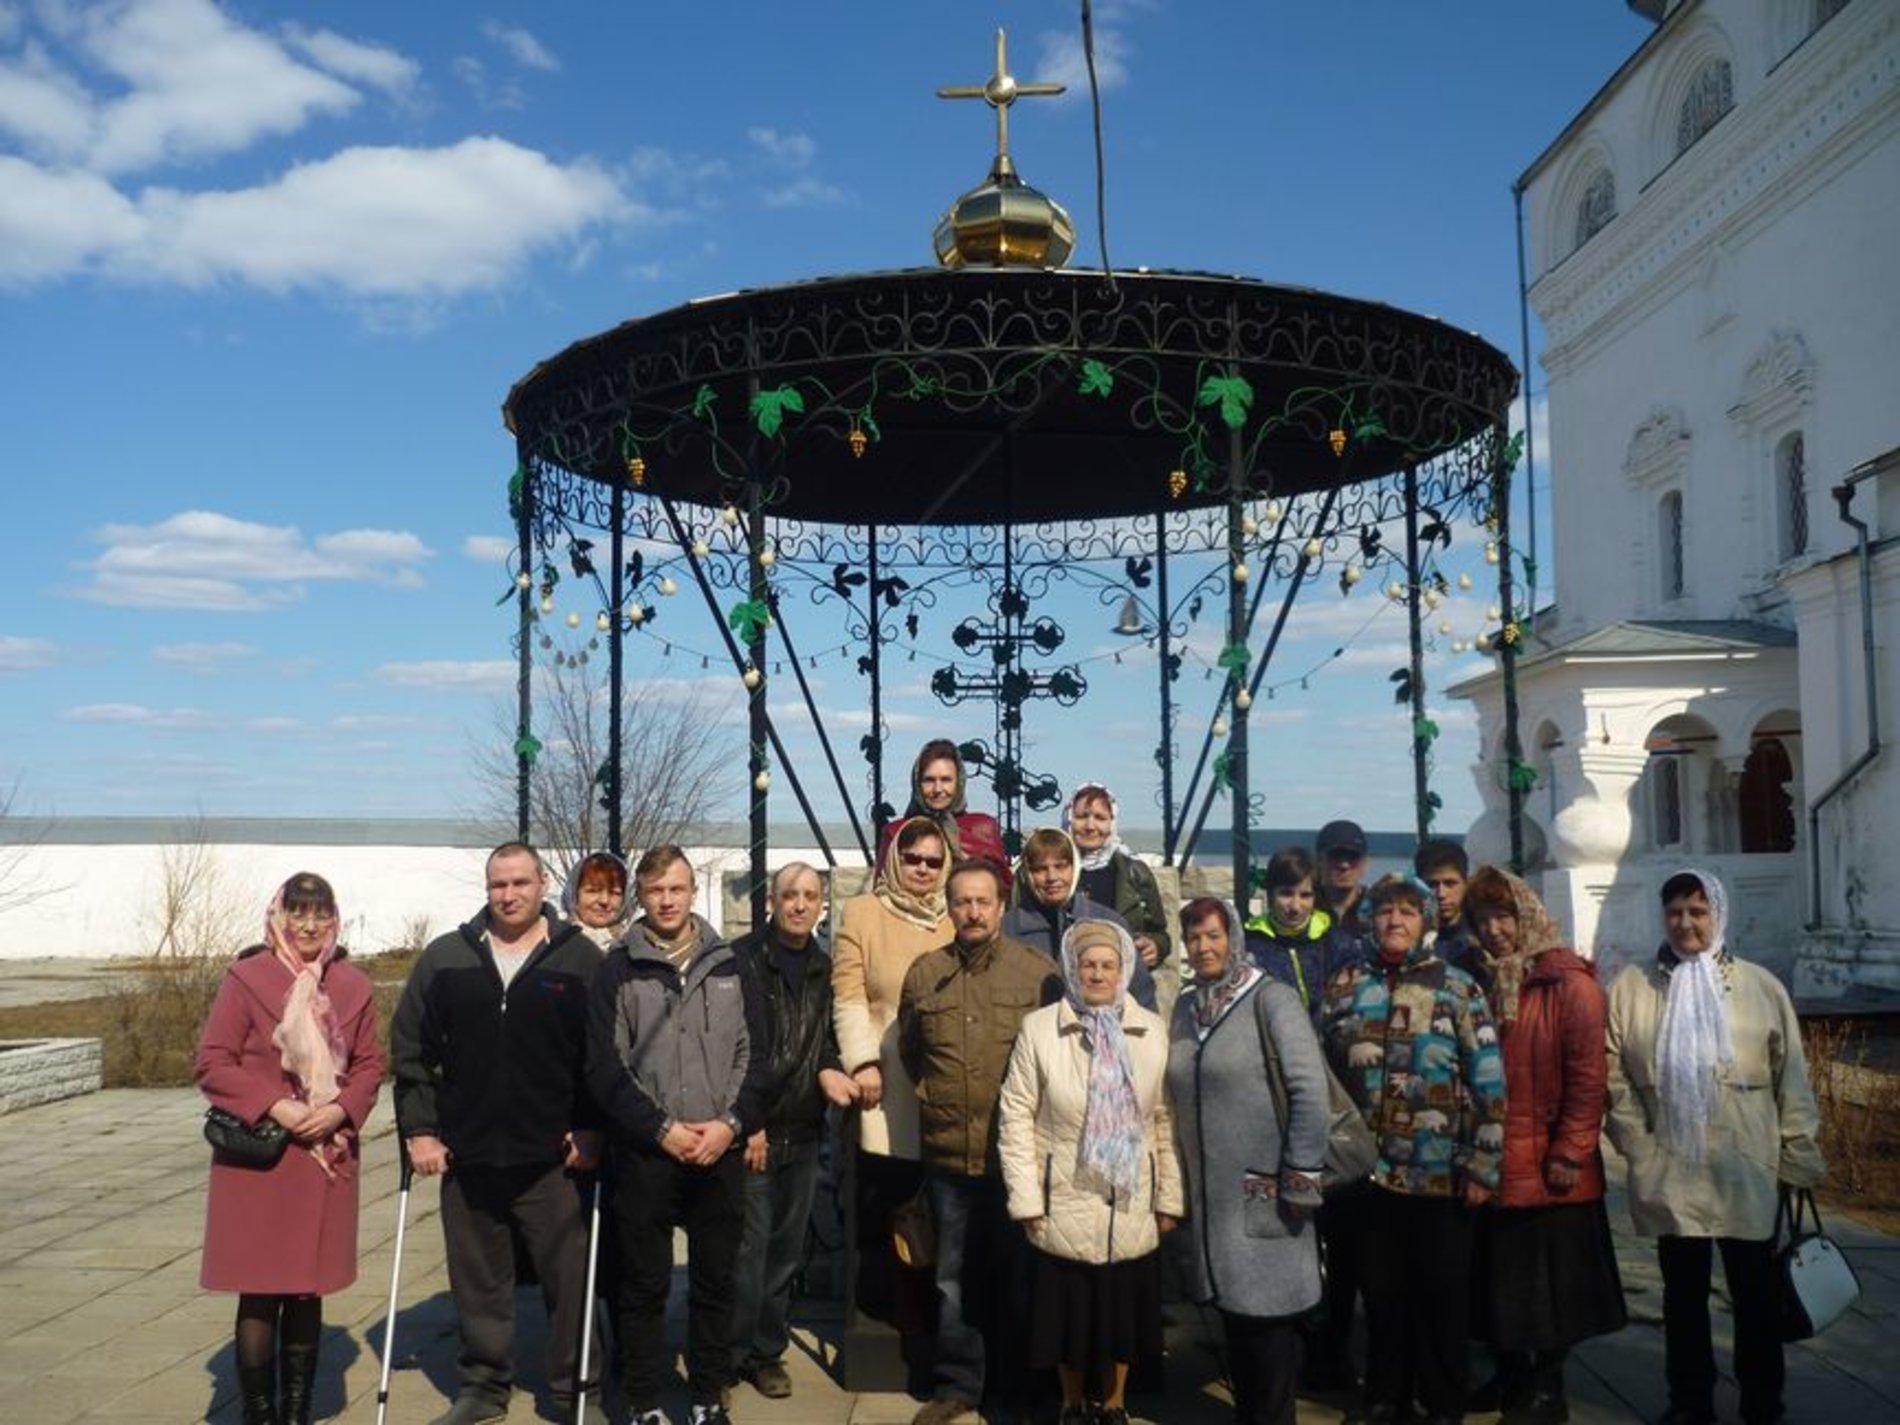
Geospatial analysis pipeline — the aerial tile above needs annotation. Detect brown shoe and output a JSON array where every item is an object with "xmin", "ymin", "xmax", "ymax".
[
  {"xmin": 744, "ymin": 1359, "xmax": 793, "ymax": 1398},
  {"xmin": 911, "ymin": 1399, "xmax": 979, "ymax": 1425}
]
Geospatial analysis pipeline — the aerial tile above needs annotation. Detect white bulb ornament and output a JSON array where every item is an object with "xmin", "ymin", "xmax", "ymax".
[
  {"xmin": 565, "ymin": 611, "xmax": 581, "ymax": 629},
  {"xmin": 1232, "ymin": 563, "xmax": 1249, "ymax": 584},
  {"xmin": 754, "ymin": 770, "xmax": 771, "ymax": 792},
  {"xmin": 1235, "ymin": 689, "xmax": 1253, "ymax": 711},
  {"xmin": 1458, "ymin": 572, "xmax": 1473, "ymax": 591},
  {"xmin": 742, "ymin": 667, "xmax": 762, "ymax": 690},
  {"xmin": 1211, "ymin": 717, "xmax": 1229, "ymax": 739}
]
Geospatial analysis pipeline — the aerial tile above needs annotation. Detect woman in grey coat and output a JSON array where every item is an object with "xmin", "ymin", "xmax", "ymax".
[{"xmin": 1167, "ymin": 896, "xmax": 1329, "ymax": 1425}]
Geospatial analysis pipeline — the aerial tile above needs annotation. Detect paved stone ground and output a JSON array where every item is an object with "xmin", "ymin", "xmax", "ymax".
[{"xmin": 2, "ymin": 1089, "xmax": 1897, "ymax": 1423}]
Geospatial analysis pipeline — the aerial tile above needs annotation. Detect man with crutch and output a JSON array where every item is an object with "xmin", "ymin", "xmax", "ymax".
[{"xmin": 392, "ymin": 841, "xmax": 609, "ymax": 1425}]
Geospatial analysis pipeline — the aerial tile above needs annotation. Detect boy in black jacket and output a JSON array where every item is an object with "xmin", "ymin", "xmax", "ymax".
[{"xmin": 391, "ymin": 841, "xmax": 606, "ymax": 1425}]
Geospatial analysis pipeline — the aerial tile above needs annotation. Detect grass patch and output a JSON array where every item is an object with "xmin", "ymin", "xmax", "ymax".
[{"xmin": 1803, "ymin": 1016, "xmax": 1900, "ymax": 1224}]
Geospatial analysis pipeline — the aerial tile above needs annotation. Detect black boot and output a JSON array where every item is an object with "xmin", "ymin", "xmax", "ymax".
[
  {"xmin": 237, "ymin": 1360, "xmax": 278, "ymax": 1425},
  {"xmin": 279, "ymin": 1343, "xmax": 318, "ymax": 1425}
]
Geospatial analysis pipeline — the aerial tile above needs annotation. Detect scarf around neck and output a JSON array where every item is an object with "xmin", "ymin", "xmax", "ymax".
[
  {"xmin": 1061, "ymin": 920, "xmax": 1143, "ymax": 1199},
  {"xmin": 1189, "ymin": 900, "xmax": 1259, "ymax": 1032},
  {"xmin": 1655, "ymin": 867, "xmax": 1736, "ymax": 1165},
  {"xmin": 264, "ymin": 883, "xmax": 344, "ymax": 1109},
  {"xmin": 1064, "ymin": 783, "xmax": 1124, "ymax": 873},
  {"xmin": 640, "ymin": 914, "xmax": 702, "ymax": 971},
  {"xmin": 1469, "ymin": 868, "xmax": 1564, "ymax": 1025}
]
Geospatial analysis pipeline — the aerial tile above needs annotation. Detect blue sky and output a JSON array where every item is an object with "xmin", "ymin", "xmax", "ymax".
[{"xmin": 0, "ymin": 1, "xmax": 1654, "ymax": 838}]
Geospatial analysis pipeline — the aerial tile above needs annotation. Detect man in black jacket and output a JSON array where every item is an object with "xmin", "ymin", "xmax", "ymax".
[
  {"xmin": 391, "ymin": 841, "xmax": 606, "ymax": 1425},
  {"xmin": 730, "ymin": 863, "xmax": 860, "ymax": 1399}
]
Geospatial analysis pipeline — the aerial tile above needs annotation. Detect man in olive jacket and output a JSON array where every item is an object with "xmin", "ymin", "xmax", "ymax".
[{"xmin": 899, "ymin": 859, "xmax": 1061, "ymax": 1425}]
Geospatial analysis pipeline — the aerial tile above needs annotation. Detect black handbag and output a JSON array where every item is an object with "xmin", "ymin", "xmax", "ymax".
[{"xmin": 203, "ymin": 1106, "xmax": 290, "ymax": 1167}]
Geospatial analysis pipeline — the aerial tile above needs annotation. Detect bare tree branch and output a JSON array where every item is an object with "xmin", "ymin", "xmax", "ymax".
[
  {"xmin": 0, "ymin": 778, "xmax": 62, "ymax": 915},
  {"xmin": 474, "ymin": 659, "xmax": 737, "ymax": 883}
]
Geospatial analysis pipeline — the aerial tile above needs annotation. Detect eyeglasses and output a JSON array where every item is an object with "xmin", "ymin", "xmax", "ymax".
[{"xmin": 900, "ymin": 852, "xmax": 946, "ymax": 870}]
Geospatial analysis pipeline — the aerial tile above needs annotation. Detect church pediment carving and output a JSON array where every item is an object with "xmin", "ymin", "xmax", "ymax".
[
  {"xmin": 1624, "ymin": 406, "xmax": 1690, "ymax": 488},
  {"xmin": 1729, "ymin": 329, "xmax": 1813, "ymax": 428}
]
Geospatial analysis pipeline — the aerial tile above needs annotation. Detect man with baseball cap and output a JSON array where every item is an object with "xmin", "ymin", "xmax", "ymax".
[{"xmin": 1314, "ymin": 819, "xmax": 1371, "ymax": 941}]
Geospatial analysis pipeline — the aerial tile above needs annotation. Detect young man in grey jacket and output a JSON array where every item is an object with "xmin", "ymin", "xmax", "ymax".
[{"xmin": 585, "ymin": 845, "xmax": 768, "ymax": 1425}]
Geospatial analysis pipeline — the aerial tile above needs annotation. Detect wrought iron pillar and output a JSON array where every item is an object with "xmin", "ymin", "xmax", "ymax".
[
  {"xmin": 1494, "ymin": 424, "xmax": 1527, "ymax": 872},
  {"xmin": 607, "ymin": 481, "xmax": 626, "ymax": 857},
  {"xmin": 1154, "ymin": 511, "xmax": 1176, "ymax": 853},
  {"xmin": 1404, "ymin": 463, "xmax": 1431, "ymax": 844},
  {"xmin": 746, "ymin": 472, "xmax": 769, "ymax": 929},
  {"xmin": 1225, "ymin": 420, "xmax": 1252, "ymax": 908},
  {"xmin": 867, "ymin": 523, "xmax": 887, "ymax": 835},
  {"xmin": 514, "ymin": 460, "xmax": 535, "ymax": 841}
]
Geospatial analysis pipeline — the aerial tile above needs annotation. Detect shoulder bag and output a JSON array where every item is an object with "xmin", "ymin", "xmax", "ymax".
[
  {"xmin": 203, "ymin": 1106, "xmax": 291, "ymax": 1168},
  {"xmin": 1775, "ymin": 1185, "xmax": 1861, "ymax": 1340},
  {"xmin": 1253, "ymin": 983, "xmax": 1377, "ymax": 1192}
]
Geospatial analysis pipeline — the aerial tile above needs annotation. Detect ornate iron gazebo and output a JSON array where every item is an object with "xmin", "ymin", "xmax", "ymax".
[
  {"xmin": 501, "ymin": 265, "xmax": 1526, "ymax": 913},
  {"xmin": 498, "ymin": 31, "xmax": 1530, "ymax": 924}
]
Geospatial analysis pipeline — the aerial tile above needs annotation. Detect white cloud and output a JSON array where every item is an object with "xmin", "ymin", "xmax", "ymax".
[
  {"xmin": 152, "ymin": 640, "xmax": 257, "ymax": 674},
  {"xmin": 0, "ymin": 634, "xmax": 58, "ymax": 673},
  {"xmin": 332, "ymin": 712, "xmax": 432, "ymax": 731},
  {"xmin": 20, "ymin": 0, "xmax": 362, "ymax": 175},
  {"xmin": 747, "ymin": 126, "xmax": 815, "ymax": 170},
  {"xmin": 281, "ymin": 24, "xmax": 419, "ymax": 98},
  {"xmin": 245, "ymin": 716, "xmax": 307, "ymax": 734},
  {"xmin": 451, "ymin": 55, "xmax": 522, "ymax": 112},
  {"xmin": 0, "ymin": 40, "xmax": 95, "ymax": 157},
  {"xmin": 1036, "ymin": 21, "xmax": 1132, "ymax": 98},
  {"xmin": 463, "ymin": 534, "xmax": 515, "ymax": 563},
  {"xmin": 76, "ymin": 510, "xmax": 434, "ymax": 611},
  {"xmin": 482, "ymin": 20, "xmax": 559, "ymax": 72},
  {"xmin": 376, "ymin": 659, "xmax": 517, "ymax": 691},
  {"xmin": 761, "ymin": 175, "xmax": 846, "ymax": 210},
  {"xmin": 65, "ymin": 702, "xmax": 221, "ymax": 730}
]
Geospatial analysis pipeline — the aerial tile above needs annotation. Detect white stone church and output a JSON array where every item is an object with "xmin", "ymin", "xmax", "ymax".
[{"xmin": 1456, "ymin": 0, "xmax": 1898, "ymax": 993}]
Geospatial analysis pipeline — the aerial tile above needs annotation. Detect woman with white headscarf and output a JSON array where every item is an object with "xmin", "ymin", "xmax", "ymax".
[
  {"xmin": 196, "ymin": 872, "xmax": 383, "ymax": 1425},
  {"xmin": 998, "ymin": 919, "xmax": 1182, "ymax": 1425},
  {"xmin": 1605, "ymin": 868, "xmax": 1825, "ymax": 1425},
  {"xmin": 1066, "ymin": 783, "xmax": 1178, "ymax": 1015}
]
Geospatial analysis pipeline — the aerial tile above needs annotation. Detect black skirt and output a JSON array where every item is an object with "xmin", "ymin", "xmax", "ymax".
[
  {"xmin": 1476, "ymin": 1199, "xmax": 1629, "ymax": 1351},
  {"xmin": 1028, "ymin": 1247, "xmax": 1164, "ymax": 1382}
]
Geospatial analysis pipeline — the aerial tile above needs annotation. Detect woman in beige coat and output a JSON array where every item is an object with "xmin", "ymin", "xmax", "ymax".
[
  {"xmin": 832, "ymin": 815, "xmax": 952, "ymax": 1328},
  {"xmin": 998, "ymin": 919, "xmax": 1182, "ymax": 1425},
  {"xmin": 1605, "ymin": 867, "xmax": 1825, "ymax": 1425}
]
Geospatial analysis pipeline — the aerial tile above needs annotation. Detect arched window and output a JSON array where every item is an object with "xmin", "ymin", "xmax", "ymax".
[
  {"xmin": 1575, "ymin": 167, "xmax": 1617, "ymax": 250},
  {"xmin": 1739, "ymin": 737, "xmax": 1796, "ymax": 852},
  {"xmin": 1659, "ymin": 490, "xmax": 1686, "ymax": 601},
  {"xmin": 1777, "ymin": 432, "xmax": 1808, "ymax": 560},
  {"xmin": 1676, "ymin": 58, "xmax": 1734, "ymax": 156}
]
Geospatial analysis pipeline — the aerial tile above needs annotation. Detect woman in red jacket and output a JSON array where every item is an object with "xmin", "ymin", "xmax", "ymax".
[
  {"xmin": 1465, "ymin": 868, "xmax": 1625, "ymax": 1425},
  {"xmin": 196, "ymin": 873, "xmax": 383, "ymax": 1425}
]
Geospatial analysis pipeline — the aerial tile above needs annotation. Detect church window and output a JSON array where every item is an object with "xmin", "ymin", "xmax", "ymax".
[
  {"xmin": 1660, "ymin": 490, "xmax": 1686, "ymax": 601},
  {"xmin": 1575, "ymin": 168, "xmax": 1617, "ymax": 250},
  {"xmin": 1777, "ymin": 432, "xmax": 1809, "ymax": 560},
  {"xmin": 1652, "ymin": 754, "xmax": 1685, "ymax": 849},
  {"xmin": 1676, "ymin": 59, "xmax": 1733, "ymax": 156},
  {"xmin": 1739, "ymin": 737, "xmax": 1797, "ymax": 854}
]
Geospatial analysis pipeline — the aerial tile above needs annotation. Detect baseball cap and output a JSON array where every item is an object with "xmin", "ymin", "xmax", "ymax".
[{"xmin": 1315, "ymin": 819, "xmax": 1369, "ymax": 857}]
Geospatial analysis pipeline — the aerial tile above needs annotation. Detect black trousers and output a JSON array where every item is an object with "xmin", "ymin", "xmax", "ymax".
[
  {"xmin": 612, "ymin": 1147, "xmax": 745, "ymax": 1409},
  {"xmin": 1221, "ymin": 1310, "xmax": 1302, "ymax": 1425},
  {"xmin": 1657, "ymin": 1234, "xmax": 1784, "ymax": 1423},
  {"xmin": 1356, "ymin": 1190, "xmax": 1477, "ymax": 1417},
  {"xmin": 439, "ymin": 1162, "xmax": 600, "ymax": 1407},
  {"xmin": 1314, "ymin": 1180, "xmax": 1373, "ymax": 1375}
]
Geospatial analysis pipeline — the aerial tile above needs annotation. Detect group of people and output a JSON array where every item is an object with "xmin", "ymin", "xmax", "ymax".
[{"xmin": 192, "ymin": 739, "xmax": 1827, "ymax": 1425}]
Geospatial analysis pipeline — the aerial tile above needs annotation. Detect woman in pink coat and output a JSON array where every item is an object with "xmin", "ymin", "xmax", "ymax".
[{"xmin": 196, "ymin": 873, "xmax": 383, "ymax": 1425}]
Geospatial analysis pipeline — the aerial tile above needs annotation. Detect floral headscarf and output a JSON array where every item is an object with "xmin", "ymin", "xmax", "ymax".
[
  {"xmin": 1061, "ymin": 919, "xmax": 1143, "ymax": 1200},
  {"xmin": 875, "ymin": 815, "xmax": 951, "ymax": 930},
  {"xmin": 1184, "ymin": 898, "xmax": 1259, "ymax": 1032},
  {"xmin": 1655, "ymin": 867, "xmax": 1736, "ymax": 1165},
  {"xmin": 1463, "ymin": 867, "xmax": 1564, "ymax": 1025},
  {"xmin": 264, "ymin": 876, "xmax": 347, "ymax": 1113},
  {"xmin": 1063, "ymin": 783, "xmax": 1124, "ymax": 873}
]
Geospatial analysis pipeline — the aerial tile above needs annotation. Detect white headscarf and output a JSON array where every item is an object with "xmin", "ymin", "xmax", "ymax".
[
  {"xmin": 1064, "ymin": 783, "xmax": 1124, "ymax": 872},
  {"xmin": 1655, "ymin": 867, "xmax": 1736, "ymax": 1166}
]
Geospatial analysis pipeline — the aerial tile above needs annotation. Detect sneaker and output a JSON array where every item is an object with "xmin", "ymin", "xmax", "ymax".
[
  {"xmin": 743, "ymin": 1358, "xmax": 793, "ymax": 1398},
  {"xmin": 630, "ymin": 1410, "xmax": 668, "ymax": 1425},
  {"xmin": 427, "ymin": 1397, "xmax": 509, "ymax": 1425},
  {"xmin": 911, "ymin": 1400, "xmax": 979, "ymax": 1425},
  {"xmin": 688, "ymin": 1404, "xmax": 732, "ymax": 1425}
]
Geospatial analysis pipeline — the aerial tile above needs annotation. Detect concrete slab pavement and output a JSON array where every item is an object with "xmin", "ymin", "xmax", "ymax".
[{"xmin": 1, "ymin": 1089, "xmax": 1896, "ymax": 1422}]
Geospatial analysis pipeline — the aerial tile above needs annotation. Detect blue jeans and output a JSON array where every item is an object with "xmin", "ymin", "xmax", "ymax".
[
  {"xmin": 731, "ymin": 1139, "xmax": 821, "ymax": 1372},
  {"xmin": 927, "ymin": 1170, "xmax": 1026, "ymax": 1407}
]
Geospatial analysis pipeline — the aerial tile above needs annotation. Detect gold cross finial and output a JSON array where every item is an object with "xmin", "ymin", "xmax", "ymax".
[{"xmin": 937, "ymin": 28, "xmax": 1065, "ymax": 176}]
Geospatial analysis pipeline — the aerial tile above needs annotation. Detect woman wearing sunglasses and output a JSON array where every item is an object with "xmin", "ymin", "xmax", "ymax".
[{"xmin": 833, "ymin": 816, "xmax": 955, "ymax": 1333}]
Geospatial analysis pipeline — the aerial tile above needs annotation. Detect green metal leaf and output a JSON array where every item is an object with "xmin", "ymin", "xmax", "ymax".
[
  {"xmin": 1217, "ymin": 641, "xmax": 1250, "ymax": 678},
  {"xmin": 692, "ymin": 384, "xmax": 717, "ymax": 419},
  {"xmin": 748, "ymin": 384, "xmax": 805, "ymax": 438},
  {"xmin": 1413, "ymin": 716, "xmax": 1440, "ymax": 744},
  {"xmin": 727, "ymin": 597, "xmax": 772, "ymax": 639},
  {"xmin": 1212, "ymin": 749, "xmax": 1233, "ymax": 794},
  {"xmin": 1502, "ymin": 429, "xmax": 1526, "ymax": 470},
  {"xmin": 1353, "ymin": 413, "xmax": 1387, "ymax": 443},
  {"xmin": 514, "ymin": 732, "xmax": 543, "ymax": 765},
  {"xmin": 1077, "ymin": 359, "xmax": 1115, "ymax": 398},
  {"xmin": 1507, "ymin": 760, "xmax": 1540, "ymax": 793},
  {"xmin": 1197, "ymin": 374, "xmax": 1255, "ymax": 430}
]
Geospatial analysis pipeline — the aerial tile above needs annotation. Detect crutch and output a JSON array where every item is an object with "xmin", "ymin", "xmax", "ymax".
[
  {"xmin": 375, "ymin": 1149, "xmax": 415, "ymax": 1425},
  {"xmin": 572, "ymin": 1172, "xmax": 606, "ymax": 1425}
]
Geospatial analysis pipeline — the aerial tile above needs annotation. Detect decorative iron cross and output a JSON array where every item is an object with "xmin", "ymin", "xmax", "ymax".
[{"xmin": 937, "ymin": 29, "xmax": 1065, "ymax": 168}]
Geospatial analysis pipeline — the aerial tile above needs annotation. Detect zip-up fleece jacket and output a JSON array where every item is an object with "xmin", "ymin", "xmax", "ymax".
[
  {"xmin": 391, "ymin": 907, "xmax": 604, "ymax": 1168},
  {"xmin": 586, "ymin": 914, "xmax": 770, "ymax": 1153},
  {"xmin": 733, "ymin": 924, "xmax": 844, "ymax": 1149},
  {"xmin": 1242, "ymin": 907, "xmax": 1366, "ymax": 1022}
]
